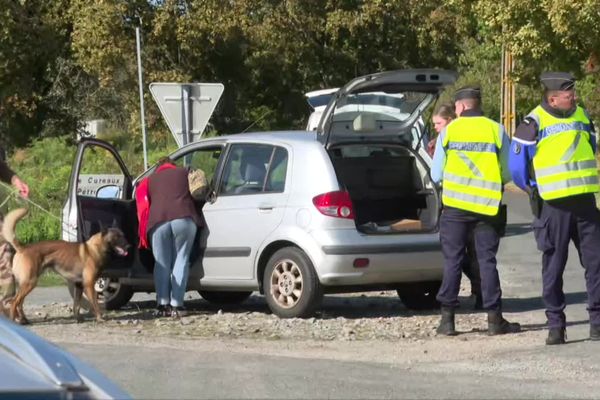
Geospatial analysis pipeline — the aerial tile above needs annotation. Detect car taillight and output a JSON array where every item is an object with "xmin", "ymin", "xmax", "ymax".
[{"xmin": 312, "ymin": 191, "xmax": 355, "ymax": 219}]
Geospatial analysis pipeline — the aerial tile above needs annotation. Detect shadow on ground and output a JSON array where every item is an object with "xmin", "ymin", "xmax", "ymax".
[
  {"xmin": 503, "ymin": 291, "xmax": 588, "ymax": 313},
  {"xmin": 106, "ymin": 293, "xmax": 493, "ymax": 321},
  {"xmin": 29, "ymin": 290, "xmax": 591, "ymax": 325},
  {"xmin": 502, "ymin": 222, "xmax": 532, "ymax": 237}
]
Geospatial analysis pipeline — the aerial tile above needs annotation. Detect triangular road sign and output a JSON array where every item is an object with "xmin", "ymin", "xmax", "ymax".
[{"xmin": 149, "ymin": 82, "xmax": 224, "ymax": 147}]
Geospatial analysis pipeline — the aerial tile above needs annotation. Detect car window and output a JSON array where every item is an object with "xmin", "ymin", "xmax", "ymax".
[
  {"xmin": 220, "ymin": 144, "xmax": 287, "ymax": 195},
  {"xmin": 77, "ymin": 145, "xmax": 126, "ymax": 199},
  {"xmin": 265, "ymin": 147, "xmax": 288, "ymax": 192},
  {"xmin": 172, "ymin": 146, "xmax": 222, "ymax": 185}
]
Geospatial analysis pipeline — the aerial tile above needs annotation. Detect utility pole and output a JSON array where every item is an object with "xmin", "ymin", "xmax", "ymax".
[
  {"xmin": 136, "ymin": 26, "xmax": 149, "ymax": 170},
  {"xmin": 500, "ymin": 47, "xmax": 516, "ymax": 136}
]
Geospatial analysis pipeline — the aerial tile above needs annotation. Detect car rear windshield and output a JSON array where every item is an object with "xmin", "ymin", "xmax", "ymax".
[{"xmin": 333, "ymin": 91, "xmax": 428, "ymax": 122}]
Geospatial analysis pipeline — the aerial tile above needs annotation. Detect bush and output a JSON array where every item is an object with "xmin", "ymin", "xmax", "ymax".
[
  {"xmin": 3, "ymin": 134, "xmax": 177, "ymax": 243},
  {"xmin": 2, "ymin": 137, "xmax": 74, "ymax": 243}
]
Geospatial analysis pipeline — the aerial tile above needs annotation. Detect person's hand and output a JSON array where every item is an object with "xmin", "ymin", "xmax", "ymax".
[{"xmin": 11, "ymin": 175, "xmax": 29, "ymax": 198}]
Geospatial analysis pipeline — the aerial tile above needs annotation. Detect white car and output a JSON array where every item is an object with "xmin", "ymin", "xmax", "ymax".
[{"xmin": 62, "ymin": 69, "xmax": 457, "ymax": 318}]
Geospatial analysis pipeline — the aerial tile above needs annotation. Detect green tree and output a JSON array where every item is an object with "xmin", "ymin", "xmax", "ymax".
[{"xmin": 0, "ymin": 0, "xmax": 73, "ymax": 146}]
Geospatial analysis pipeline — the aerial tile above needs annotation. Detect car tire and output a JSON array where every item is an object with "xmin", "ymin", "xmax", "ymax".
[
  {"xmin": 263, "ymin": 247, "xmax": 322, "ymax": 318},
  {"xmin": 67, "ymin": 278, "xmax": 134, "ymax": 311},
  {"xmin": 198, "ymin": 290, "xmax": 252, "ymax": 304},
  {"xmin": 397, "ymin": 281, "xmax": 441, "ymax": 310}
]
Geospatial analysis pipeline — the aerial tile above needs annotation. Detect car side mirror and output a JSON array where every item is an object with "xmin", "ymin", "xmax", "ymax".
[
  {"xmin": 97, "ymin": 185, "xmax": 121, "ymax": 199},
  {"xmin": 207, "ymin": 189, "xmax": 217, "ymax": 204}
]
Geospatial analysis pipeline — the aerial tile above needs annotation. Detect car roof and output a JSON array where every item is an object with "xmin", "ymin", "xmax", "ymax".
[{"xmin": 212, "ymin": 130, "xmax": 320, "ymax": 145}]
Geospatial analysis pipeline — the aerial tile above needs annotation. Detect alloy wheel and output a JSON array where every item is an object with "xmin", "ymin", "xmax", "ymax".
[{"xmin": 270, "ymin": 258, "xmax": 303, "ymax": 309}]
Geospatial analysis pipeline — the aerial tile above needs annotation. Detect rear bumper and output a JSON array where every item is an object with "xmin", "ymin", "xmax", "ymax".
[
  {"xmin": 321, "ymin": 242, "xmax": 440, "ymax": 255},
  {"xmin": 309, "ymin": 229, "xmax": 443, "ymax": 286}
]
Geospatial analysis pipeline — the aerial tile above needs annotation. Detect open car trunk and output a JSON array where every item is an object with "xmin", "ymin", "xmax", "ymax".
[{"xmin": 329, "ymin": 143, "xmax": 439, "ymax": 234}]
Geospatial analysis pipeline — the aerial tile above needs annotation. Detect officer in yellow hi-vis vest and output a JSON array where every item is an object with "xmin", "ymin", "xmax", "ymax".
[
  {"xmin": 509, "ymin": 72, "xmax": 600, "ymax": 345},
  {"xmin": 431, "ymin": 86, "xmax": 520, "ymax": 336}
]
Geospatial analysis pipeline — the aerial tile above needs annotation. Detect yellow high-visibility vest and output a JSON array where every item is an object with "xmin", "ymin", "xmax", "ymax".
[
  {"xmin": 530, "ymin": 105, "xmax": 599, "ymax": 200},
  {"xmin": 442, "ymin": 116, "xmax": 503, "ymax": 216}
]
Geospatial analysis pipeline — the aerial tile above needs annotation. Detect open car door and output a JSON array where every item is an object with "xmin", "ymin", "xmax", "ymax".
[{"xmin": 62, "ymin": 139, "xmax": 137, "ymax": 274}]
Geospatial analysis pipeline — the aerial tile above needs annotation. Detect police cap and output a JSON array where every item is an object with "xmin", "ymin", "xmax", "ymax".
[
  {"xmin": 454, "ymin": 86, "xmax": 481, "ymax": 101},
  {"xmin": 540, "ymin": 72, "xmax": 576, "ymax": 91}
]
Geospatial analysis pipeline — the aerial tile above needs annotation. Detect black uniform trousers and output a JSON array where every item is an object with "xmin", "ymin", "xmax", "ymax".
[
  {"xmin": 462, "ymin": 236, "xmax": 481, "ymax": 296},
  {"xmin": 532, "ymin": 193, "xmax": 600, "ymax": 328},
  {"xmin": 436, "ymin": 207, "xmax": 502, "ymax": 310}
]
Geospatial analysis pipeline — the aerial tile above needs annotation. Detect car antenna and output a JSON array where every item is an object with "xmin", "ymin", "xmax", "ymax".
[{"xmin": 241, "ymin": 109, "xmax": 273, "ymax": 133}]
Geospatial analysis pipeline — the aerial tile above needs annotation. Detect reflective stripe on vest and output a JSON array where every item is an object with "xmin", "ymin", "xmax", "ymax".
[
  {"xmin": 441, "ymin": 116, "xmax": 503, "ymax": 216},
  {"xmin": 530, "ymin": 105, "xmax": 599, "ymax": 200}
]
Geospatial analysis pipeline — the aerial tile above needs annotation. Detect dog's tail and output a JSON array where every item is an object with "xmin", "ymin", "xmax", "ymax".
[{"xmin": 2, "ymin": 208, "xmax": 28, "ymax": 250}]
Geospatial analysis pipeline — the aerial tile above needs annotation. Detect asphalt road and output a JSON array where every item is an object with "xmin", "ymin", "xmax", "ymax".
[{"xmin": 25, "ymin": 191, "xmax": 600, "ymax": 399}]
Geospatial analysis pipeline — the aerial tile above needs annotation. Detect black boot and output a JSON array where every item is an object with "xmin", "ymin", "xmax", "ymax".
[
  {"xmin": 473, "ymin": 294, "xmax": 483, "ymax": 311},
  {"xmin": 436, "ymin": 307, "xmax": 457, "ymax": 336},
  {"xmin": 487, "ymin": 310, "xmax": 521, "ymax": 335},
  {"xmin": 590, "ymin": 325, "xmax": 600, "ymax": 341},
  {"xmin": 546, "ymin": 327, "xmax": 566, "ymax": 345}
]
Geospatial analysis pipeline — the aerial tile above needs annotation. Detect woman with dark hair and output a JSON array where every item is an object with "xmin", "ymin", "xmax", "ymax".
[
  {"xmin": 427, "ymin": 103, "xmax": 456, "ymax": 157},
  {"xmin": 136, "ymin": 157, "xmax": 202, "ymax": 318}
]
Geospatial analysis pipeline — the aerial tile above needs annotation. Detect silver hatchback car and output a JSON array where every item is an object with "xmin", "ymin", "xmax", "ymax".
[{"xmin": 62, "ymin": 69, "xmax": 457, "ymax": 318}]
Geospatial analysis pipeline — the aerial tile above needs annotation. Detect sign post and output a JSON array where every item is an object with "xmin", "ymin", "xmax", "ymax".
[
  {"xmin": 500, "ymin": 48, "xmax": 516, "ymax": 137},
  {"xmin": 149, "ymin": 82, "xmax": 224, "ymax": 148},
  {"xmin": 136, "ymin": 27, "xmax": 149, "ymax": 170}
]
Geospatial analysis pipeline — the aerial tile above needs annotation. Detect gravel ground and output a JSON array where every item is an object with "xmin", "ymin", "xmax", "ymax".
[
  {"xmin": 22, "ymin": 288, "xmax": 600, "ymax": 390},
  {"xmin": 25, "ymin": 285, "xmax": 489, "ymax": 342}
]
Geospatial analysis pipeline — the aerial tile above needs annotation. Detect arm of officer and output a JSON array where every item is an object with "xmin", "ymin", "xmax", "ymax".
[
  {"xmin": 509, "ymin": 118, "xmax": 538, "ymax": 192},
  {"xmin": 582, "ymin": 108, "xmax": 597, "ymax": 153},
  {"xmin": 430, "ymin": 129, "xmax": 446, "ymax": 184},
  {"xmin": 499, "ymin": 126, "xmax": 512, "ymax": 184},
  {"xmin": 589, "ymin": 119, "xmax": 597, "ymax": 154}
]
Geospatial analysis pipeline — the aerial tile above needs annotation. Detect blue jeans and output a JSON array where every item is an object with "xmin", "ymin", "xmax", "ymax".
[{"xmin": 150, "ymin": 218, "xmax": 197, "ymax": 307}]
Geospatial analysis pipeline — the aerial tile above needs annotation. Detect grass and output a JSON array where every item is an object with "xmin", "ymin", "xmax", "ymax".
[{"xmin": 37, "ymin": 271, "xmax": 66, "ymax": 287}]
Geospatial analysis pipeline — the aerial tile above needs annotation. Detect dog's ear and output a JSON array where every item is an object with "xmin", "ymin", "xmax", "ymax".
[{"xmin": 100, "ymin": 227, "xmax": 108, "ymax": 236}]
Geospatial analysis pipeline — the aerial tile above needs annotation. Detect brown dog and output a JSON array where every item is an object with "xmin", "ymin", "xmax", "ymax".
[{"xmin": 2, "ymin": 208, "xmax": 129, "ymax": 324}]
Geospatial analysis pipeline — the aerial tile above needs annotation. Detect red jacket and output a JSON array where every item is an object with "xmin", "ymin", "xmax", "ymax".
[{"xmin": 135, "ymin": 163, "xmax": 177, "ymax": 249}]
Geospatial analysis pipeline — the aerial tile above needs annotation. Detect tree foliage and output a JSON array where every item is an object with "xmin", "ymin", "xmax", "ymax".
[{"xmin": 1, "ymin": 0, "xmax": 599, "ymax": 151}]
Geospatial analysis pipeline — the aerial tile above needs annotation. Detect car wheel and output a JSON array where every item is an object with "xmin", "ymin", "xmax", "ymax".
[
  {"xmin": 67, "ymin": 278, "xmax": 134, "ymax": 311},
  {"xmin": 263, "ymin": 247, "xmax": 322, "ymax": 318},
  {"xmin": 198, "ymin": 290, "xmax": 252, "ymax": 304},
  {"xmin": 397, "ymin": 281, "xmax": 441, "ymax": 310}
]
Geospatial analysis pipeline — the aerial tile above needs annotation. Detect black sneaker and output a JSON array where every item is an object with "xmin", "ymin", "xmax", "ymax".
[
  {"xmin": 473, "ymin": 294, "xmax": 483, "ymax": 310},
  {"xmin": 171, "ymin": 306, "xmax": 188, "ymax": 318},
  {"xmin": 153, "ymin": 305, "xmax": 170, "ymax": 318}
]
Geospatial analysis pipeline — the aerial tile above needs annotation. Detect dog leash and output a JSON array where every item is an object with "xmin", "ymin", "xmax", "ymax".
[
  {"xmin": 0, "ymin": 182, "xmax": 86, "ymax": 240},
  {"xmin": 0, "ymin": 181, "xmax": 62, "ymax": 222}
]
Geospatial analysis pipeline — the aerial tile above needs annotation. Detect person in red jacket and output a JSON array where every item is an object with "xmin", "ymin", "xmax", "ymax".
[{"xmin": 136, "ymin": 157, "xmax": 202, "ymax": 318}]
